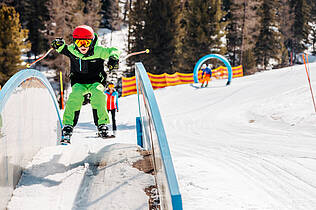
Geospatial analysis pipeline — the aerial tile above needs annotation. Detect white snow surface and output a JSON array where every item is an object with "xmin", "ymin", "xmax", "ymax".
[
  {"xmin": 6, "ymin": 62, "xmax": 316, "ymax": 210},
  {"xmin": 7, "ymin": 102, "xmax": 154, "ymax": 210}
]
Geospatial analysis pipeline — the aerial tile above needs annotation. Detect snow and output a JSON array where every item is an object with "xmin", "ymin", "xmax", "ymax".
[
  {"xmin": 7, "ymin": 104, "xmax": 154, "ymax": 210},
  {"xmin": 6, "ymin": 62, "xmax": 316, "ymax": 210},
  {"xmin": 158, "ymin": 64, "xmax": 316, "ymax": 210}
]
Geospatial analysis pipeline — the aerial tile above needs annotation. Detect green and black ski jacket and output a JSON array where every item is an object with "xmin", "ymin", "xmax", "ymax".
[{"xmin": 56, "ymin": 34, "xmax": 120, "ymax": 86}]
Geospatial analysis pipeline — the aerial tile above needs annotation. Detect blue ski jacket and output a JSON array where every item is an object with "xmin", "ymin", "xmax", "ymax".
[{"xmin": 202, "ymin": 67, "xmax": 212, "ymax": 77}]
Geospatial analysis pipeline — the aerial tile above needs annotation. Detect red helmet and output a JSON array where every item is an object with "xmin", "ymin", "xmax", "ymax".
[{"xmin": 72, "ymin": 25, "xmax": 94, "ymax": 39}]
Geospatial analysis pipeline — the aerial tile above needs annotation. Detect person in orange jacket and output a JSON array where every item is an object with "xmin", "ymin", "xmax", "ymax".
[
  {"xmin": 201, "ymin": 64, "xmax": 213, "ymax": 88},
  {"xmin": 104, "ymin": 82, "xmax": 119, "ymax": 136}
]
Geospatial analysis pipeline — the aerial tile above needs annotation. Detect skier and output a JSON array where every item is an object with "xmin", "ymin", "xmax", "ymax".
[
  {"xmin": 51, "ymin": 25, "xmax": 120, "ymax": 144},
  {"xmin": 104, "ymin": 82, "xmax": 119, "ymax": 137},
  {"xmin": 201, "ymin": 64, "xmax": 213, "ymax": 88}
]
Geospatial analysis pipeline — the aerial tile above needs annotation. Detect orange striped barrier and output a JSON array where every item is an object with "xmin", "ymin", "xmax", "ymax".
[{"xmin": 122, "ymin": 65, "xmax": 243, "ymax": 97}]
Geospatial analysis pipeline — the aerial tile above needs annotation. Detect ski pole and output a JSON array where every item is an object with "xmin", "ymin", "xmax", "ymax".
[
  {"xmin": 107, "ymin": 49, "xmax": 149, "ymax": 83},
  {"xmin": 120, "ymin": 49, "xmax": 150, "ymax": 62},
  {"xmin": 26, "ymin": 48, "xmax": 54, "ymax": 68}
]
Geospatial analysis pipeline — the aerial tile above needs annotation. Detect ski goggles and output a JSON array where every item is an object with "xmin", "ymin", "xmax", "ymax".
[
  {"xmin": 74, "ymin": 39, "xmax": 92, "ymax": 48},
  {"xmin": 108, "ymin": 84, "xmax": 114, "ymax": 88}
]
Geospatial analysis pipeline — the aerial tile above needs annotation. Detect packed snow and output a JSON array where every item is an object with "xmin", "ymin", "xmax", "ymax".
[
  {"xmin": 5, "ymin": 62, "xmax": 316, "ymax": 210},
  {"xmin": 7, "ymin": 105, "xmax": 155, "ymax": 210}
]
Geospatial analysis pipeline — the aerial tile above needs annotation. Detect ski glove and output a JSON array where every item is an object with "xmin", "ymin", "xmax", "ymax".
[
  {"xmin": 51, "ymin": 38, "xmax": 65, "ymax": 50},
  {"xmin": 107, "ymin": 56, "xmax": 119, "ymax": 70}
]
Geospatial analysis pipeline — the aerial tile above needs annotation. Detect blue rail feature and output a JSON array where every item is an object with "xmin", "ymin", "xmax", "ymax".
[
  {"xmin": 136, "ymin": 117, "xmax": 143, "ymax": 147},
  {"xmin": 135, "ymin": 62, "xmax": 183, "ymax": 210},
  {"xmin": 0, "ymin": 69, "xmax": 62, "ymax": 210},
  {"xmin": 0, "ymin": 69, "xmax": 62, "ymax": 126}
]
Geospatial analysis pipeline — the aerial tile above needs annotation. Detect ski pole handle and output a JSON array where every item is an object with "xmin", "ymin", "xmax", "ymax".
[{"xmin": 26, "ymin": 48, "xmax": 54, "ymax": 68}]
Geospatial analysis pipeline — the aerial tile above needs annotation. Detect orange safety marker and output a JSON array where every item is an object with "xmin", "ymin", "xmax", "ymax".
[
  {"xmin": 302, "ymin": 54, "xmax": 316, "ymax": 112},
  {"xmin": 306, "ymin": 53, "xmax": 310, "ymax": 76}
]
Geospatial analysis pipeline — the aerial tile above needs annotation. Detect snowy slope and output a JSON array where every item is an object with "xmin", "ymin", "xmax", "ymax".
[
  {"xmin": 156, "ymin": 63, "xmax": 316, "ymax": 210},
  {"xmin": 7, "ymin": 63, "xmax": 316, "ymax": 210}
]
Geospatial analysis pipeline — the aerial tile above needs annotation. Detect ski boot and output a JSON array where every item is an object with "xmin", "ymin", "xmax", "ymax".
[
  {"xmin": 201, "ymin": 83, "xmax": 204, "ymax": 88},
  {"xmin": 97, "ymin": 124, "xmax": 109, "ymax": 138},
  {"xmin": 61, "ymin": 125, "xmax": 73, "ymax": 145}
]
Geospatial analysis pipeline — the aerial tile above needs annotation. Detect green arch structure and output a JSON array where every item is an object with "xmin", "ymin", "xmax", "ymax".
[{"xmin": 193, "ymin": 54, "xmax": 232, "ymax": 85}]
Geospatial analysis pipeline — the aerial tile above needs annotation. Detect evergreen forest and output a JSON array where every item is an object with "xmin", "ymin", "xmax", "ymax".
[{"xmin": 0, "ymin": 0, "xmax": 315, "ymax": 86}]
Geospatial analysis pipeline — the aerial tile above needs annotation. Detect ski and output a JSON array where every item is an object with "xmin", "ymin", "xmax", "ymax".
[
  {"xmin": 102, "ymin": 135, "xmax": 115, "ymax": 139},
  {"xmin": 97, "ymin": 132, "xmax": 116, "ymax": 139}
]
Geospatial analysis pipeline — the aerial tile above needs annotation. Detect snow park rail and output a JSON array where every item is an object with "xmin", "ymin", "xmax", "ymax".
[
  {"xmin": 135, "ymin": 62, "xmax": 183, "ymax": 209},
  {"xmin": 0, "ymin": 69, "xmax": 62, "ymax": 210}
]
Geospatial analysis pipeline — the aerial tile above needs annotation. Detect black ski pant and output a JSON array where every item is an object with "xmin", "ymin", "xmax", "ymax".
[
  {"xmin": 93, "ymin": 109, "xmax": 116, "ymax": 131},
  {"xmin": 108, "ymin": 109, "xmax": 117, "ymax": 131}
]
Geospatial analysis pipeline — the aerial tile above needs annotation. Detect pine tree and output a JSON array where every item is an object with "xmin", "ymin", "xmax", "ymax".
[
  {"xmin": 240, "ymin": 0, "xmax": 261, "ymax": 74},
  {"xmin": 127, "ymin": 0, "xmax": 148, "ymax": 75},
  {"xmin": 174, "ymin": 0, "xmax": 188, "ymax": 71},
  {"xmin": 17, "ymin": 0, "xmax": 50, "ymax": 58},
  {"xmin": 100, "ymin": 0, "xmax": 121, "ymax": 30},
  {"xmin": 128, "ymin": 0, "xmax": 180, "ymax": 74},
  {"xmin": 289, "ymin": 0, "xmax": 312, "ymax": 57},
  {"xmin": 144, "ymin": 0, "xmax": 180, "ymax": 74},
  {"xmin": 122, "ymin": 0, "xmax": 130, "ymax": 23},
  {"xmin": 0, "ymin": 4, "xmax": 30, "ymax": 86},
  {"xmin": 242, "ymin": 49, "xmax": 256, "ymax": 74},
  {"xmin": 254, "ymin": 0, "xmax": 283, "ymax": 70},
  {"xmin": 176, "ymin": 0, "xmax": 227, "ymax": 73},
  {"xmin": 310, "ymin": 0, "xmax": 316, "ymax": 54},
  {"xmin": 83, "ymin": 0, "xmax": 102, "ymax": 27},
  {"xmin": 277, "ymin": 0, "xmax": 294, "ymax": 66},
  {"xmin": 224, "ymin": 0, "xmax": 243, "ymax": 67}
]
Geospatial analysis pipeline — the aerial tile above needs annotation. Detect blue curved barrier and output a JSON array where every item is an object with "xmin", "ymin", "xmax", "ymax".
[
  {"xmin": 0, "ymin": 69, "xmax": 62, "ymax": 124},
  {"xmin": 0, "ymin": 69, "xmax": 62, "ymax": 209},
  {"xmin": 135, "ymin": 62, "xmax": 183, "ymax": 209},
  {"xmin": 193, "ymin": 54, "xmax": 233, "ymax": 85}
]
